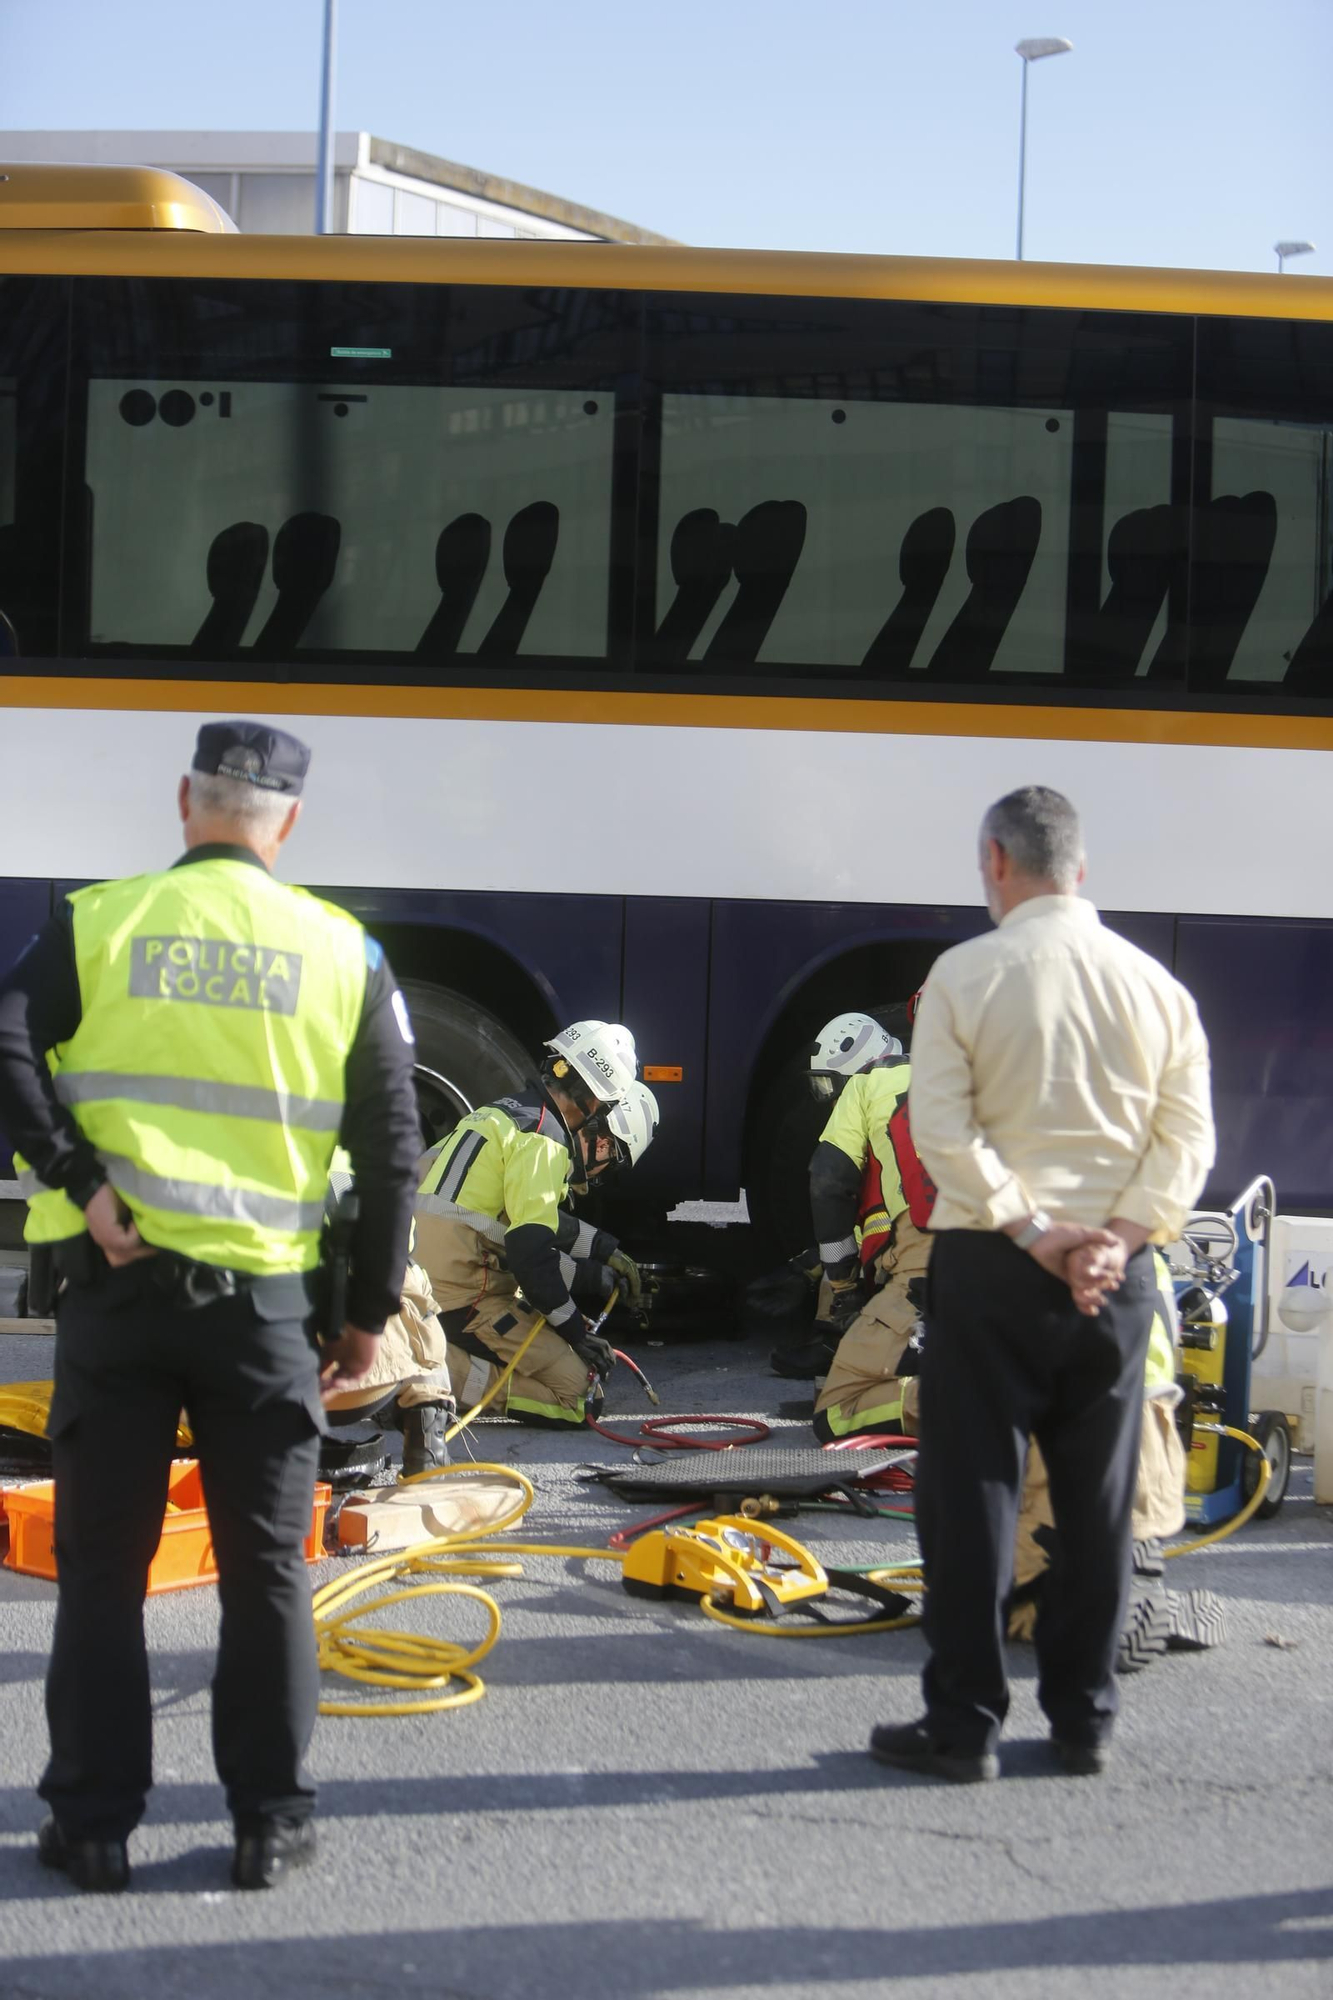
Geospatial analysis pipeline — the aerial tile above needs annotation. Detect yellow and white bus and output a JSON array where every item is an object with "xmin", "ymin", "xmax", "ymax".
[{"xmin": 2, "ymin": 161, "xmax": 1331, "ymax": 1245}]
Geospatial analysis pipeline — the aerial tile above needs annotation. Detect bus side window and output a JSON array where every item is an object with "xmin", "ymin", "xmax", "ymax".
[
  {"xmin": 1285, "ymin": 588, "xmax": 1333, "ymax": 691},
  {"xmin": 0, "ymin": 278, "xmax": 66, "ymax": 663},
  {"xmin": 1193, "ymin": 316, "xmax": 1333, "ymax": 693}
]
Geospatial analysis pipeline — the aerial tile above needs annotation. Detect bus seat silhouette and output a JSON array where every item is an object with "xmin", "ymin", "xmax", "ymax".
[
  {"xmin": 923, "ymin": 495, "xmax": 1042, "ymax": 681},
  {"xmin": 192, "ymin": 521, "xmax": 270, "ymax": 654},
  {"xmin": 1285, "ymin": 586, "xmax": 1333, "ymax": 692},
  {"xmin": 861, "ymin": 507, "xmax": 956, "ymax": 676},
  {"xmin": 478, "ymin": 501, "xmax": 560, "ymax": 656},
  {"xmin": 416, "ymin": 512, "xmax": 492, "ymax": 658},
  {"xmin": 253, "ymin": 512, "xmax": 341, "ymax": 658},
  {"xmin": 704, "ymin": 499, "xmax": 807, "ymax": 665},
  {"xmin": 1185, "ymin": 490, "xmax": 1278, "ymax": 689},
  {"xmin": 654, "ymin": 509, "xmax": 737, "ymax": 664},
  {"xmin": 1073, "ymin": 503, "xmax": 1180, "ymax": 683}
]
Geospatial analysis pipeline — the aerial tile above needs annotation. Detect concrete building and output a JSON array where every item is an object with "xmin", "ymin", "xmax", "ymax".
[{"xmin": 0, "ymin": 130, "xmax": 675, "ymax": 243}]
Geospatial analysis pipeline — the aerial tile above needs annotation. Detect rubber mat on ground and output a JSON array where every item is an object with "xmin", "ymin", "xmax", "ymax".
[{"xmin": 586, "ymin": 1444, "xmax": 912, "ymax": 1504}]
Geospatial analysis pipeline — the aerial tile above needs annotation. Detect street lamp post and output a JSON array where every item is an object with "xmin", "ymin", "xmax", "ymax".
[
  {"xmin": 315, "ymin": 0, "xmax": 338, "ymax": 236},
  {"xmin": 1015, "ymin": 36, "xmax": 1072, "ymax": 262},
  {"xmin": 1274, "ymin": 239, "xmax": 1315, "ymax": 274}
]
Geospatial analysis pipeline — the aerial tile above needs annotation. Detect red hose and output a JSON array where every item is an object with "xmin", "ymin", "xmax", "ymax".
[
  {"xmin": 824, "ymin": 1433, "xmax": 919, "ymax": 1493},
  {"xmin": 586, "ymin": 1413, "xmax": 770, "ymax": 1452}
]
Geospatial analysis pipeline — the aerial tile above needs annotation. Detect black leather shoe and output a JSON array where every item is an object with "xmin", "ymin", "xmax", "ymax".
[
  {"xmin": 869, "ymin": 1719, "xmax": 999, "ymax": 1784},
  {"xmin": 231, "ymin": 1816, "xmax": 317, "ymax": 1890},
  {"xmin": 1052, "ymin": 1737, "xmax": 1111, "ymax": 1776},
  {"xmin": 37, "ymin": 1815, "xmax": 130, "ymax": 1893}
]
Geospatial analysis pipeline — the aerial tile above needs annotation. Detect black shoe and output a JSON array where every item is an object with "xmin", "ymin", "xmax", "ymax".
[
  {"xmin": 400, "ymin": 1401, "xmax": 453, "ymax": 1479},
  {"xmin": 231, "ymin": 1816, "xmax": 317, "ymax": 1890},
  {"xmin": 769, "ymin": 1337, "xmax": 837, "ymax": 1380},
  {"xmin": 1052, "ymin": 1737, "xmax": 1111, "ymax": 1776},
  {"xmin": 37, "ymin": 1815, "xmax": 130, "ymax": 1893},
  {"xmin": 869, "ymin": 1720, "xmax": 999, "ymax": 1784}
]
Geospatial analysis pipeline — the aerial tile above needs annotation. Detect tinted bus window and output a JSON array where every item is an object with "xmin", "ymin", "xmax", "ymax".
[
  {"xmin": 68, "ymin": 280, "xmax": 638, "ymax": 673},
  {"xmin": 640, "ymin": 293, "xmax": 1192, "ymax": 692},
  {"xmin": 1195, "ymin": 317, "xmax": 1333, "ymax": 695},
  {"xmin": 0, "ymin": 278, "xmax": 68, "ymax": 662}
]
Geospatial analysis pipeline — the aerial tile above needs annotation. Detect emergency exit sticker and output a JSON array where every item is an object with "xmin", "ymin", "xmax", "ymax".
[{"xmin": 330, "ymin": 346, "xmax": 391, "ymax": 359}]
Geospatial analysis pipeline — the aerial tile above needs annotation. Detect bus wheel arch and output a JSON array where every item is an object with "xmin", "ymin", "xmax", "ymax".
[{"xmin": 740, "ymin": 939, "xmax": 944, "ymax": 1260}]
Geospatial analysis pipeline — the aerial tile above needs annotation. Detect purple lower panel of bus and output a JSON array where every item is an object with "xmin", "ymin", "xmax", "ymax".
[
  {"xmin": 1177, "ymin": 918, "xmax": 1333, "ymax": 1213},
  {"xmin": 0, "ymin": 877, "xmax": 56, "ymax": 1179}
]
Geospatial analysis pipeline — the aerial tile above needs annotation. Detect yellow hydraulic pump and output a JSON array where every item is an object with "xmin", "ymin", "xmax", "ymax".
[
  {"xmin": 1180, "ymin": 1290, "xmax": 1228, "ymax": 1499},
  {"xmin": 620, "ymin": 1515, "xmax": 829, "ymax": 1615}
]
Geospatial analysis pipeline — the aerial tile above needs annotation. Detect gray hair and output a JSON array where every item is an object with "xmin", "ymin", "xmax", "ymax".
[
  {"xmin": 187, "ymin": 769, "xmax": 292, "ymax": 834},
  {"xmin": 980, "ymin": 786, "xmax": 1083, "ymax": 891}
]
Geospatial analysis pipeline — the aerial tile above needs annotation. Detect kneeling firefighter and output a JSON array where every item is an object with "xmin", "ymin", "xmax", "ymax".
[
  {"xmin": 561, "ymin": 1079, "xmax": 660, "ymax": 1314},
  {"xmin": 320, "ymin": 1157, "xmax": 456, "ymax": 1478},
  {"xmin": 412, "ymin": 1022, "xmax": 641, "ymax": 1427},
  {"xmin": 791, "ymin": 1010, "xmax": 937, "ymax": 1444}
]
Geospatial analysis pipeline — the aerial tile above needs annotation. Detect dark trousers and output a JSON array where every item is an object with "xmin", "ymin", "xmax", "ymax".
[
  {"xmin": 914, "ymin": 1230, "xmax": 1155, "ymax": 1754},
  {"xmin": 38, "ymin": 1262, "xmax": 324, "ymax": 1841}
]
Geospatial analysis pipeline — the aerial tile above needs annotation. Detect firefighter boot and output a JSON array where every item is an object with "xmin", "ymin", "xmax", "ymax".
[{"xmin": 400, "ymin": 1402, "xmax": 453, "ymax": 1479}]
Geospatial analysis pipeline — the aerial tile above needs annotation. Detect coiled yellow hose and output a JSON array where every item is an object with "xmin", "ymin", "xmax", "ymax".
[{"xmin": 312, "ymin": 1463, "xmax": 621, "ymax": 1714}]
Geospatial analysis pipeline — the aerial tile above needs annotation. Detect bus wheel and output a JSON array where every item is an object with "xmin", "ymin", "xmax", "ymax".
[
  {"xmin": 744, "ymin": 1055, "xmax": 826, "ymax": 1262},
  {"xmin": 397, "ymin": 980, "xmax": 533, "ymax": 1149}
]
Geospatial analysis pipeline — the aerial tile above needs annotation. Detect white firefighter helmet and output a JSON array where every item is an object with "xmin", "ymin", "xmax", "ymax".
[
  {"xmin": 544, "ymin": 1020, "xmax": 635, "ymax": 1103},
  {"xmin": 605, "ymin": 1080, "xmax": 659, "ymax": 1169},
  {"xmin": 810, "ymin": 1012, "xmax": 901, "ymax": 1080}
]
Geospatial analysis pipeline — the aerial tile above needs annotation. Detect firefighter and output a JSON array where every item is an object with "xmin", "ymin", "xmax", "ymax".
[
  {"xmin": 794, "ymin": 1011, "xmax": 937, "ymax": 1443},
  {"xmin": 412, "ymin": 1022, "xmax": 641, "ymax": 1427}
]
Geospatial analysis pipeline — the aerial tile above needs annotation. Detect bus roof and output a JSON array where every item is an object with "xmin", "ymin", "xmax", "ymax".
[
  {"xmin": 0, "ymin": 162, "xmax": 236, "ymax": 233},
  {"xmin": 0, "ymin": 181, "xmax": 1327, "ymax": 322}
]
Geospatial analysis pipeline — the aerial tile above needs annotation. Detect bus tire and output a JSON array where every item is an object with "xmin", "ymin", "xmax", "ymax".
[
  {"xmin": 397, "ymin": 979, "xmax": 534, "ymax": 1148},
  {"xmin": 744, "ymin": 1056, "xmax": 827, "ymax": 1262}
]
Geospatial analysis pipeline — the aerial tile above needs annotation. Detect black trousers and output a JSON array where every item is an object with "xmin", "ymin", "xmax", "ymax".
[
  {"xmin": 914, "ymin": 1230, "xmax": 1155, "ymax": 1754},
  {"xmin": 38, "ymin": 1262, "xmax": 324, "ymax": 1841}
]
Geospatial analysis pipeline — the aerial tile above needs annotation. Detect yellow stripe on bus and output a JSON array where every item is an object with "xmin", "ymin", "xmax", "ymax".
[
  {"xmin": 1, "ymin": 234, "xmax": 1332, "ymax": 323},
  {"xmin": 1, "ymin": 675, "xmax": 1330, "ymax": 753}
]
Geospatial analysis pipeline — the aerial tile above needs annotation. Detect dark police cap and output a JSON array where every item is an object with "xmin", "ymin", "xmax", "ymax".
[{"xmin": 192, "ymin": 720, "xmax": 311, "ymax": 796}]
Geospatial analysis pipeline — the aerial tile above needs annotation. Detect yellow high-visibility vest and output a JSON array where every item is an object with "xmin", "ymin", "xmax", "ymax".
[{"xmin": 16, "ymin": 857, "xmax": 367, "ymax": 1275}]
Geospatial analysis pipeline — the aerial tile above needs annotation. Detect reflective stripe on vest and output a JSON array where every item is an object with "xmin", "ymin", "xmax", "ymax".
[{"xmin": 24, "ymin": 859, "xmax": 367, "ymax": 1274}]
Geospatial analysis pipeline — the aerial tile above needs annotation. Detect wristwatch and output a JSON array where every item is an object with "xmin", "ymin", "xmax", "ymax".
[{"xmin": 1012, "ymin": 1210, "xmax": 1053, "ymax": 1251}]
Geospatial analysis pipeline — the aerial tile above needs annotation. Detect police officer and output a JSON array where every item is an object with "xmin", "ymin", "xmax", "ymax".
[
  {"xmin": 0, "ymin": 722, "xmax": 420, "ymax": 1892},
  {"xmin": 413, "ymin": 1021, "xmax": 640, "ymax": 1427}
]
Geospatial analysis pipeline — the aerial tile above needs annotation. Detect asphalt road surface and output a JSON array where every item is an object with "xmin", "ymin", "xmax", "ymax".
[{"xmin": 1, "ymin": 1314, "xmax": 1330, "ymax": 2000}]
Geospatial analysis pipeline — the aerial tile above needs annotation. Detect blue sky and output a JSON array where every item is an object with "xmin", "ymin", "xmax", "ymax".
[{"xmin": 1, "ymin": 0, "xmax": 1328, "ymax": 273}]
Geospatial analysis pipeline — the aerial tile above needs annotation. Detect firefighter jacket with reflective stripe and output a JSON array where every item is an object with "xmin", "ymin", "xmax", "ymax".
[
  {"xmin": 16, "ymin": 858, "xmax": 367, "ymax": 1275},
  {"xmin": 414, "ymin": 1088, "xmax": 581, "ymax": 1329},
  {"xmin": 1146, "ymin": 1248, "xmax": 1182, "ymax": 1399},
  {"xmin": 811, "ymin": 1062, "xmax": 936, "ymax": 1277}
]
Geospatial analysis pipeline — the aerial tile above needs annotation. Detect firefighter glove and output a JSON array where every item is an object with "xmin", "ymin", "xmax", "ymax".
[
  {"xmin": 826, "ymin": 1279, "xmax": 863, "ymax": 1335},
  {"xmin": 606, "ymin": 1248, "xmax": 643, "ymax": 1304},
  {"xmin": 574, "ymin": 1331, "xmax": 616, "ymax": 1381}
]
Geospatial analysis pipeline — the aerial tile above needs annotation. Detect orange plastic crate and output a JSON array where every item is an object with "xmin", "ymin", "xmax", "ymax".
[{"xmin": 3, "ymin": 1459, "xmax": 331, "ymax": 1592}]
